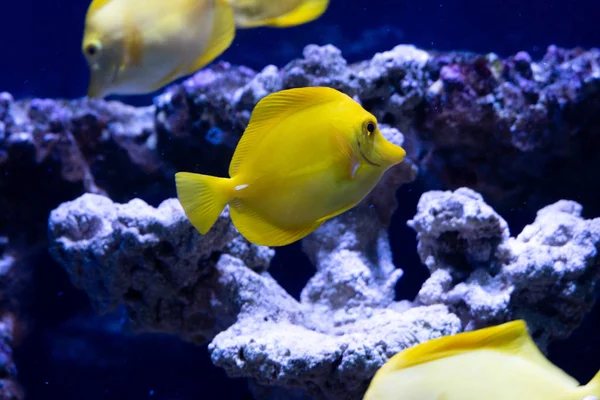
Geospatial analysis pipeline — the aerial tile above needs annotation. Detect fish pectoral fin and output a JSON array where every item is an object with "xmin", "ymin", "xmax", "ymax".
[
  {"xmin": 230, "ymin": 199, "xmax": 322, "ymax": 246},
  {"xmin": 229, "ymin": 86, "xmax": 346, "ymax": 177},
  {"xmin": 175, "ymin": 172, "xmax": 233, "ymax": 235},
  {"xmin": 184, "ymin": 0, "xmax": 236, "ymax": 75},
  {"xmin": 266, "ymin": 0, "xmax": 329, "ymax": 27}
]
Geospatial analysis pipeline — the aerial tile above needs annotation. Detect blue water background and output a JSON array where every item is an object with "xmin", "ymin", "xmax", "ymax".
[
  {"xmin": 2, "ymin": 0, "xmax": 599, "ymax": 101},
  {"xmin": 2, "ymin": 0, "xmax": 599, "ymax": 399}
]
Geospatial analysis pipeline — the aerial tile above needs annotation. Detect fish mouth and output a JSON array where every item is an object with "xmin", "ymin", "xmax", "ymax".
[
  {"xmin": 356, "ymin": 140, "xmax": 381, "ymax": 167},
  {"xmin": 87, "ymin": 65, "xmax": 120, "ymax": 98},
  {"xmin": 110, "ymin": 65, "xmax": 119, "ymax": 85}
]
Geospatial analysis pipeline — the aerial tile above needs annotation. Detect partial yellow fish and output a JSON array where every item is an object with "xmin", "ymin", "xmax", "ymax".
[
  {"xmin": 175, "ymin": 87, "xmax": 406, "ymax": 247},
  {"xmin": 228, "ymin": 0, "xmax": 329, "ymax": 28},
  {"xmin": 363, "ymin": 319, "xmax": 600, "ymax": 400},
  {"xmin": 82, "ymin": 0, "xmax": 235, "ymax": 98}
]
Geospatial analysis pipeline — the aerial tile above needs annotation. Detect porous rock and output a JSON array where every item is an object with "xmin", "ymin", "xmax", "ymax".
[
  {"xmin": 419, "ymin": 46, "xmax": 600, "ymax": 214},
  {"xmin": 48, "ymin": 193, "xmax": 275, "ymax": 343},
  {"xmin": 48, "ymin": 184, "xmax": 600, "ymax": 399},
  {"xmin": 0, "ymin": 245, "xmax": 25, "ymax": 400},
  {"xmin": 48, "ymin": 188, "xmax": 460, "ymax": 400},
  {"xmin": 409, "ymin": 187, "xmax": 600, "ymax": 348},
  {"xmin": 0, "ymin": 314, "xmax": 22, "ymax": 400}
]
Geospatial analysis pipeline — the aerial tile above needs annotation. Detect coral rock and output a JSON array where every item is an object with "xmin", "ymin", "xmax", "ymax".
[
  {"xmin": 419, "ymin": 47, "xmax": 600, "ymax": 214},
  {"xmin": 48, "ymin": 194, "xmax": 274, "ymax": 343},
  {"xmin": 48, "ymin": 185, "xmax": 600, "ymax": 399},
  {"xmin": 409, "ymin": 187, "xmax": 600, "ymax": 348},
  {"xmin": 48, "ymin": 193, "xmax": 460, "ymax": 400},
  {"xmin": 0, "ymin": 247, "xmax": 24, "ymax": 400}
]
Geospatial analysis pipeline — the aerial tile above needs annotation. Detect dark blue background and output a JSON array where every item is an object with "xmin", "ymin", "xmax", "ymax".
[
  {"xmin": 4, "ymin": 0, "xmax": 600, "ymax": 399},
  {"xmin": 1, "ymin": 0, "xmax": 598, "ymax": 101}
]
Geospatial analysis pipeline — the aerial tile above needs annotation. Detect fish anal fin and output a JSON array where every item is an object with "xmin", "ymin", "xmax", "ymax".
[
  {"xmin": 184, "ymin": 0, "xmax": 236, "ymax": 75},
  {"xmin": 229, "ymin": 86, "xmax": 348, "ymax": 177},
  {"xmin": 230, "ymin": 199, "xmax": 321, "ymax": 246},
  {"xmin": 268, "ymin": 0, "xmax": 329, "ymax": 28}
]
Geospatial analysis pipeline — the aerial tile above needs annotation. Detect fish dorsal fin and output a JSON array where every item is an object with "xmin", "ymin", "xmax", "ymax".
[
  {"xmin": 381, "ymin": 320, "xmax": 570, "ymax": 376},
  {"xmin": 265, "ymin": 0, "xmax": 329, "ymax": 28},
  {"xmin": 183, "ymin": 0, "xmax": 236, "ymax": 75},
  {"xmin": 87, "ymin": 0, "xmax": 112, "ymax": 15},
  {"xmin": 228, "ymin": 86, "xmax": 348, "ymax": 177}
]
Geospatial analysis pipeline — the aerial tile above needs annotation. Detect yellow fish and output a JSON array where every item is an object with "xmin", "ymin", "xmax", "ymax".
[
  {"xmin": 175, "ymin": 87, "xmax": 406, "ymax": 247},
  {"xmin": 82, "ymin": 0, "xmax": 235, "ymax": 98},
  {"xmin": 228, "ymin": 0, "xmax": 329, "ymax": 28},
  {"xmin": 363, "ymin": 319, "xmax": 600, "ymax": 400}
]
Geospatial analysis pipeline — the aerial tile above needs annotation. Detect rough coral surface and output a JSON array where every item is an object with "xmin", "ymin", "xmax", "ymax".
[
  {"xmin": 420, "ymin": 47, "xmax": 600, "ymax": 213},
  {"xmin": 0, "ymin": 246, "xmax": 24, "ymax": 400},
  {"xmin": 48, "ymin": 194, "xmax": 274, "ymax": 343},
  {"xmin": 48, "ymin": 185, "xmax": 600, "ymax": 399},
  {"xmin": 409, "ymin": 187, "xmax": 600, "ymax": 348},
  {"xmin": 48, "ymin": 193, "xmax": 460, "ymax": 400}
]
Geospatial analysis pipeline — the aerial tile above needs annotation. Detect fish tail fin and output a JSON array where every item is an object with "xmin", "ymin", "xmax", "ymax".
[{"xmin": 175, "ymin": 172, "xmax": 234, "ymax": 235}]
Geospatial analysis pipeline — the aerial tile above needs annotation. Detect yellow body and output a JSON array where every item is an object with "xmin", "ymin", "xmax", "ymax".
[
  {"xmin": 82, "ymin": 0, "xmax": 235, "ymax": 97},
  {"xmin": 175, "ymin": 86, "xmax": 406, "ymax": 247},
  {"xmin": 228, "ymin": 0, "xmax": 329, "ymax": 27},
  {"xmin": 363, "ymin": 320, "xmax": 600, "ymax": 400}
]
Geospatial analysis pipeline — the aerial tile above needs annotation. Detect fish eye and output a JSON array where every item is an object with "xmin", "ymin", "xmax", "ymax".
[
  {"xmin": 84, "ymin": 41, "xmax": 101, "ymax": 57},
  {"xmin": 365, "ymin": 121, "xmax": 376, "ymax": 135}
]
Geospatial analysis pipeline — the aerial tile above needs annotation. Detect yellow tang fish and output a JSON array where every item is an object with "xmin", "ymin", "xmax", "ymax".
[
  {"xmin": 175, "ymin": 86, "xmax": 406, "ymax": 247},
  {"xmin": 227, "ymin": 0, "xmax": 329, "ymax": 28},
  {"xmin": 82, "ymin": 0, "xmax": 235, "ymax": 98},
  {"xmin": 363, "ymin": 319, "xmax": 600, "ymax": 400}
]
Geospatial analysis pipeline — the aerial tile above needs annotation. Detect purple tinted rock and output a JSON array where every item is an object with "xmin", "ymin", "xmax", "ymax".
[
  {"xmin": 420, "ymin": 46, "xmax": 600, "ymax": 213},
  {"xmin": 0, "ymin": 248, "xmax": 25, "ymax": 400},
  {"xmin": 233, "ymin": 65, "xmax": 283, "ymax": 110},
  {"xmin": 7, "ymin": 43, "xmax": 599, "ymax": 248},
  {"xmin": 282, "ymin": 44, "xmax": 350, "ymax": 91}
]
